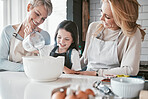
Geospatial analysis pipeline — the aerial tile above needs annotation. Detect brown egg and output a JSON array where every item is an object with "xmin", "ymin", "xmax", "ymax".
[
  {"xmin": 63, "ymin": 89, "xmax": 67, "ymax": 95},
  {"xmin": 76, "ymin": 90, "xmax": 88, "ymax": 99},
  {"xmin": 85, "ymin": 89, "xmax": 95, "ymax": 96},
  {"xmin": 51, "ymin": 90, "xmax": 66, "ymax": 99},
  {"xmin": 65, "ymin": 94, "xmax": 78, "ymax": 99}
]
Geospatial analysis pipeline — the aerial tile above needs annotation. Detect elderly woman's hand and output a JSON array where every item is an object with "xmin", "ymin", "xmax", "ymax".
[
  {"xmin": 24, "ymin": 24, "xmax": 40, "ymax": 38},
  {"xmin": 24, "ymin": 24, "xmax": 33, "ymax": 38},
  {"xmin": 31, "ymin": 50, "xmax": 39, "ymax": 54}
]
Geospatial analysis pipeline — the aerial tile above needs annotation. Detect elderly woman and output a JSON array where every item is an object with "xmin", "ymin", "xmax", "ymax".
[
  {"xmin": 0, "ymin": 0, "xmax": 52, "ymax": 71},
  {"xmin": 76, "ymin": 0, "xmax": 145, "ymax": 76}
]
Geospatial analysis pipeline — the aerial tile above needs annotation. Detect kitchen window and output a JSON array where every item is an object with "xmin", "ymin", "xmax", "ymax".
[
  {"xmin": 0, "ymin": 0, "xmax": 4, "ymax": 33},
  {"xmin": 0, "ymin": 0, "xmax": 11, "ymax": 32}
]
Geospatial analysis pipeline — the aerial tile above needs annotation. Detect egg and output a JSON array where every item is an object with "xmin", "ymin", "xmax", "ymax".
[
  {"xmin": 76, "ymin": 90, "xmax": 88, "ymax": 99},
  {"xmin": 85, "ymin": 89, "xmax": 95, "ymax": 96},
  {"xmin": 51, "ymin": 90, "xmax": 66, "ymax": 99}
]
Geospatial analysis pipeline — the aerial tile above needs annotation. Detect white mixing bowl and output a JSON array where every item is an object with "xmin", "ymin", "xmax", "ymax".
[
  {"xmin": 23, "ymin": 56, "xmax": 64, "ymax": 82},
  {"xmin": 111, "ymin": 77, "xmax": 145, "ymax": 98}
]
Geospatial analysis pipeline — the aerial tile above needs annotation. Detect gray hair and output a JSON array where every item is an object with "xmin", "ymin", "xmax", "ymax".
[{"xmin": 29, "ymin": 0, "xmax": 52, "ymax": 16}]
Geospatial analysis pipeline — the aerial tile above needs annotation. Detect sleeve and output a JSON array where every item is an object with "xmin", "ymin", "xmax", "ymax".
[
  {"xmin": 71, "ymin": 49, "xmax": 81, "ymax": 71},
  {"xmin": 99, "ymin": 29, "xmax": 142, "ymax": 76},
  {"xmin": 0, "ymin": 26, "xmax": 24, "ymax": 72},
  {"xmin": 40, "ymin": 30, "xmax": 51, "ymax": 45}
]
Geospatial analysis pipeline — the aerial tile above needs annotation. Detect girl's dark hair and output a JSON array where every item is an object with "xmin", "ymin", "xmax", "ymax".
[{"xmin": 54, "ymin": 20, "xmax": 79, "ymax": 50}]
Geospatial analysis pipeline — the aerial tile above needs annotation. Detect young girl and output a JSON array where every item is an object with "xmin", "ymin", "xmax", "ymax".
[{"xmin": 40, "ymin": 20, "xmax": 81, "ymax": 74}]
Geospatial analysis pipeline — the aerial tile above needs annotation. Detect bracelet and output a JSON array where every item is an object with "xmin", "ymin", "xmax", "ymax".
[{"xmin": 96, "ymin": 70, "xmax": 99, "ymax": 76}]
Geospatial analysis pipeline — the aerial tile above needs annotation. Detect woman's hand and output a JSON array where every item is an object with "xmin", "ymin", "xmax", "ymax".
[
  {"xmin": 75, "ymin": 71, "xmax": 96, "ymax": 76},
  {"xmin": 24, "ymin": 23, "xmax": 39, "ymax": 38},
  {"xmin": 63, "ymin": 66, "xmax": 75, "ymax": 74},
  {"xmin": 31, "ymin": 50, "xmax": 39, "ymax": 54},
  {"xmin": 24, "ymin": 24, "xmax": 34, "ymax": 38}
]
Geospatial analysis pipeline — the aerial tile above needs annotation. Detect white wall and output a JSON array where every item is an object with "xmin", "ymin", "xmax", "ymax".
[
  {"xmin": 138, "ymin": 0, "xmax": 148, "ymax": 61},
  {"xmin": 89, "ymin": 0, "xmax": 148, "ymax": 61}
]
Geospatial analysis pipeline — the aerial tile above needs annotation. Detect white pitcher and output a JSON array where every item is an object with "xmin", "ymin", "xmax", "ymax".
[{"xmin": 23, "ymin": 31, "xmax": 45, "ymax": 52}]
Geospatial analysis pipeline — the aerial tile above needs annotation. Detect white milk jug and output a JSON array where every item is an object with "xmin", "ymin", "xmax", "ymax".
[{"xmin": 23, "ymin": 31, "xmax": 45, "ymax": 52}]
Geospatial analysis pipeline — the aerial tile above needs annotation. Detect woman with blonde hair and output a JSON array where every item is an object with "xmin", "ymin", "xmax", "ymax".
[
  {"xmin": 76, "ymin": 0, "xmax": 146, "ymax": 76},
  {"xmin": 0, "ymin": 0, "xmax": 52, "ymax": 71}
]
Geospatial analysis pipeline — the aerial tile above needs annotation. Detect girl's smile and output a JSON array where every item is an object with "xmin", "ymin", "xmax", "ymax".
[{"xmin": 57, "ymin": 29, "xmax": 73, "ymax": 53}]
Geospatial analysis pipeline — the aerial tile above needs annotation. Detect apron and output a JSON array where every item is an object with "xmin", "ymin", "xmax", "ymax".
[
  {"xmin": 87, "ymin": 29, "xmax": 122, "ymax": 71},
  {"xmin": 50, "ymin": 46, "xmax": 72, "ymax": 69},
  {"xmin": 9, "ymin": 24, "xmax": 37, "ymax": 63}
]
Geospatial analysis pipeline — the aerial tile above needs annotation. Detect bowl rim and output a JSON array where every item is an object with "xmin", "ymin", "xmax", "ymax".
[
  {"xmin": 22, "ymin": 56, "xmax": 64, "ymax": 60},
  {"xmin": 111, "ymin": 77, "xmax": 145, "ymax": 85}
]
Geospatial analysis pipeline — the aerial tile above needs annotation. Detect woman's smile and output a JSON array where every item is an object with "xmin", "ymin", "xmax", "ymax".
[{"xmin": 32, "ymin": 19, "xmax": 38, "ymax": 26}]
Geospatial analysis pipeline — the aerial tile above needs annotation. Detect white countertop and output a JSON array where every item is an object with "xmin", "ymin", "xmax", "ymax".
[{"xmin": 0, "ymin": 71, "xmax": 104, "ymax": 99}]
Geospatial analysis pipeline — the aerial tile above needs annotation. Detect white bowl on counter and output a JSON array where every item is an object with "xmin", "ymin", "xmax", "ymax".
[
  {"xmin": 111, "ymin": 77, "xmax": 145, "ymax": 98},
  {"xmin": 23, "ymin": 56, "xmax": 64, "ymax": 82}
]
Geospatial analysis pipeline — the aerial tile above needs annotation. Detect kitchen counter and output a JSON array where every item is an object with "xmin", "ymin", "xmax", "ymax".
[
  {"xmin": 0, "ymin": 71, "xmax": 104, "ymax": 99},
  {"xmin": 0, "ymin": 71, "xmax": 147, "ymax": 99}
]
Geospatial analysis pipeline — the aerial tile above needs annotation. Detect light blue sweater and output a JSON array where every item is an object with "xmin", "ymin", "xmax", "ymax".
[{"xmin": 0, "ymin": 25, "xmax": 50, "ymax": 72}]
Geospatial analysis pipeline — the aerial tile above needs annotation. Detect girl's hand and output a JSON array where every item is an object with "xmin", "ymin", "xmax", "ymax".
[
  {"xmin": 75, "ymin": 71, "xmax": 96, "ymax": 76},
  {"xmin": 63, "ymin": 66, "xmax": 75, "ymax": 74}
]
